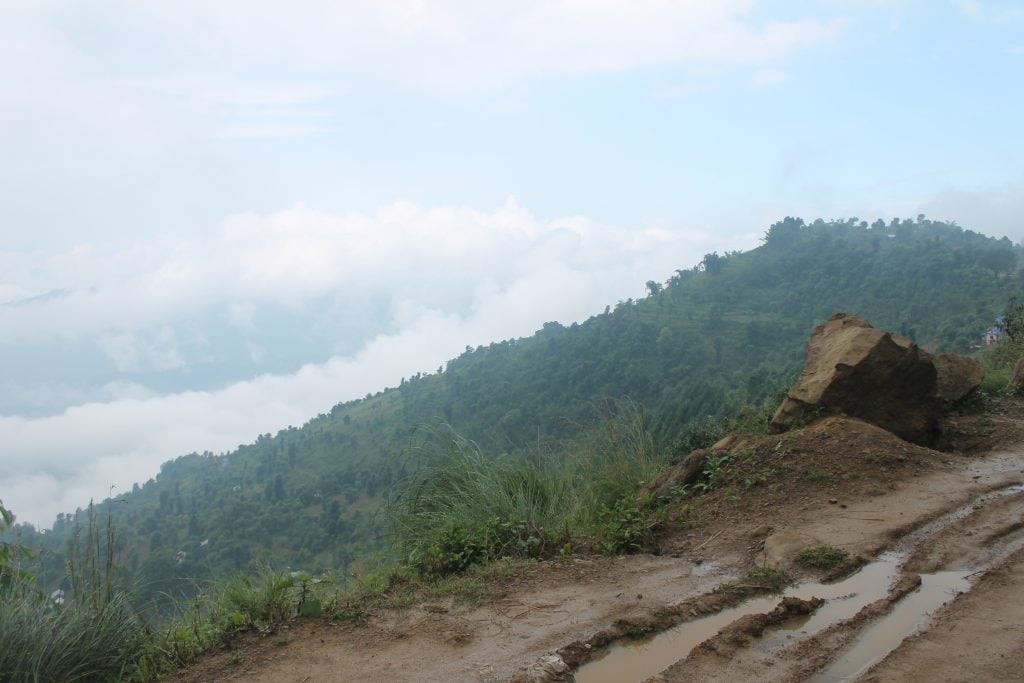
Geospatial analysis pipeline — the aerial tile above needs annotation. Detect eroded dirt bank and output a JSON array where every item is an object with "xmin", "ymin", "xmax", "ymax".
[{"xmin": 171, "ymin": 403, "xmax": 1024, "ymax": 683}]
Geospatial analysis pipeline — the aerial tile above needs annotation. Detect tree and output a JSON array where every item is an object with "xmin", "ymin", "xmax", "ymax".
[
  {"xmin": 0, "ymin": 501, "xmax": 35, "ymax": 593},
  {"xmin": 700, "ymin": 252, "xmax": 725, "ymax": 275},
  {"xmin": 762, "ymin": 217, "xmax": 804, "ymax": 249}
]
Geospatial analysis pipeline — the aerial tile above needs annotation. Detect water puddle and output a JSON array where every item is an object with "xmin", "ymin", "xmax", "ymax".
[
  {"xmin": 807, "ymin": 570, "xmax": 970, "ymax": 683},
  {"xmin": 576, "ymin": 484, "xmax": 1024, "ymax": 683},
  {"xmin": 573, "ymin": 593, "xmax": 779, "ymax": 683},
  {"xmin": 575, "ymin": 553, "xmax": 903, "ymax": 683}
]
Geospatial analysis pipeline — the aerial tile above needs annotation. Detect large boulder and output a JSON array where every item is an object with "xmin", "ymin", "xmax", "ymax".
[
  {"xmin": 770, "ymin": 314, "xmax": 942, "ymax": 445},
  {"xmin": 934, "ymin": 353, "xmax": 984, "ymax": 404}
]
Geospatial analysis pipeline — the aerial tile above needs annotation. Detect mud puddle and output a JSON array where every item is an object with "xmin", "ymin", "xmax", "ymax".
[
  {"xmin": 807, "ymin": 570, "xmax": 970, "ymax": 683},
  {"xmin": 575, "ymin": 554, "xmax": 903, "ymax": 683},
  {"xmin": 576, "ymin": 484, "xmax": 1024, "ymax": 683}
]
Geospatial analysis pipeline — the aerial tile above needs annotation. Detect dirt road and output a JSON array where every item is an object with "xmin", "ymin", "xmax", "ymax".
[{"xmin": 173, "ymin": 407, "xmax": 1024, "ymax": 682}]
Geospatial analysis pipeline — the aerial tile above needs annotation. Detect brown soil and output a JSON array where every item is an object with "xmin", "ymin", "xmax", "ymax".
[
  {"xmin": 169, "ymin": 398, "xmax": 1024, "ymax": 683},
  {"xmin": 861, "ymin": 546, "xmax": 1024, "ymax": 683}
]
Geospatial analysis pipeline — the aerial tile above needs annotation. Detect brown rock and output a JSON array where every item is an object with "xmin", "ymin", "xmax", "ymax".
[
  {"xmin": 770, "ymin": 313, "xmax": 941, "ymax": 445},
  {"xmin": 642, "ymin": 449, "xmax": 708, "ymax": 500},
  {"xmin": 934, "ymin": 353, "xmax": 984, "ymax": 404},
  {"xmin": 1006, "ymin": 356, "xmax": 1024, "ymax": 396}
]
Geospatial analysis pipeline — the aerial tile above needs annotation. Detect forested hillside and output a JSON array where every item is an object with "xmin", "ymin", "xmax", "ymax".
[{"xmin": 12, "ymin": 216, "xmax": 1022, "ymax": 608}]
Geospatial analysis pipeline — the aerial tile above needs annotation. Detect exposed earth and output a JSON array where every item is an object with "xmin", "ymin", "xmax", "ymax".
[{"xmin": 170, "ymin": 398, "xmax": 1024, "ymax": 683}]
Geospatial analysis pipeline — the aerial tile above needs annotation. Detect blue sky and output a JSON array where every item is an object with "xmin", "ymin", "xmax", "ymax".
[{"xmin": 2, "ymin": 0, "xmax": 1023, "ymax": 525}]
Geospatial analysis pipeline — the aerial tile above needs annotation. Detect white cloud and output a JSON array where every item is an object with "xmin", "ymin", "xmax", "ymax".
[
  {"xmin": 750, "ymin": 66, "xmax": 789, "ymax": 87},
  {"xmin": 101, "ymin": 1, "xmax": 842, "ymax": 88},
  {"xmin": 0, "ymin": 2, "xmax": 844, "ymax": 149},
  {"xmin": 0, "ymin": 199, "xmax": 732, "ymax": 350}
]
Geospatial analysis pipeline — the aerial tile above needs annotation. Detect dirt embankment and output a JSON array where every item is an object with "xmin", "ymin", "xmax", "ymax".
[{"xmin": 169, "ymin": 397, "xmax": 1024, "ymax": 683}]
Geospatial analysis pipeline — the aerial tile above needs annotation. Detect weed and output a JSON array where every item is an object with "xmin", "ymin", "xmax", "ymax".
[
  {"xmin": 596, "ymin": 495, "xmax": 663, "ymax": 555},
  {"xmin": 219, "ymin": 566, "xmax": 294, "ymax": 632},
  {"xmin": 795, "ymin": 546, "xmax": 849, "ymax": 570},
  {"xmin": 694, "ymin": 452, "xmax": 731, "ymax": 493},
  {"xmin": 0, "ymin": 501, "xmax": 153, "ymax": 682},
  {"xmin": 742, "ymin": 566, "xmax": 790, "ymax": 593},
  {"xmin": 716, "ymin": 566, "xmax": 790, "ymax": 595},
  {"xmin": 290, "ymin": 570, "xmax": 324, "ymax": 617}
]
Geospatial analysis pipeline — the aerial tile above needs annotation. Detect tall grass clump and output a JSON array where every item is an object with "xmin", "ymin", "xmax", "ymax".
[
  {"xmin": 0, "ymin": 501, "xmax": 152, "ymax": 682},
  {"xmin": 565, "ymin": 398, "xmax": 664, "ymax": 508},
  {"xmin": 156, "ymin": 566, "xmax": 326, "ymax": 669},
  {"xmin": 2, "ymin": 500, "xmax": 340, "ymax": 681},
  {"xmin": 388, "ymin": 427, "xmax": 577, "ymax": 575},
  {"xmin": 388, "ymin": 400, "xmax": 673, "ymax": 574},
  {"xmin": 0, "ymin": 588, "xmax": 148, "ymax": 682}
]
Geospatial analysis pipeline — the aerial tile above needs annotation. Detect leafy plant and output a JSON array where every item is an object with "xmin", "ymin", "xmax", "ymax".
[
  {"xmin": 694, "ymin": 452, "xmax": 731, "ymax": 493},
  {"xmin": 284, "ymin": 570, "xmax": 325, "ymax": 617},
  {"xmin": 0, "ymin": 500, "xmax": 35, "ymax": 595},
  {"xmin": 220, "ymin": 566, "xmax": 295, "ymax": 632},
  {"xmin": 595, "ymin": 495, "xmax": 663, "ymax": 555}
]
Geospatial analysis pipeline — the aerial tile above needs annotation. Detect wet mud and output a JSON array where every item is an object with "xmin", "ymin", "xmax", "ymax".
[{"xmin": 574, "ymin": 484, "xmax": 1024, "ymax": 683}]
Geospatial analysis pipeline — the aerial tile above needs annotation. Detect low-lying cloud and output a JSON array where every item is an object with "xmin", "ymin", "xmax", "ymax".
[{"xmin": 1, "ymin": 199, "xmax": 759, "ymax": 527}]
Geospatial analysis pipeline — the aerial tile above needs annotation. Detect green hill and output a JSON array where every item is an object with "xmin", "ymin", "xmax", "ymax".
[{"xmin": 13, "ymin": 216, "xmax": 1022, "ymax": 608}]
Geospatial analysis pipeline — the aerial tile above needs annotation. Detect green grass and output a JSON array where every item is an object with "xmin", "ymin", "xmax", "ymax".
[
  {"xmin": 388, "ymin": 401, "xmax": 670, "ymax": 574},
  {"xmin": 795, "ymin": 546, "xmax": 849, "ymax": 570},
  {"xmin": 977, "ymin": 338, "xmax": 1024, "ymax": 395},
  {"xmin": 716, "ymin": 566, "xmax": 791, "ymax": 595},
  {"xmin": 0, "ymin": 502, "xmax": 154, "ymax": 682},
  {"xmin": 0, "ymin": 588, "xmax": 149, "ymax": 682}
]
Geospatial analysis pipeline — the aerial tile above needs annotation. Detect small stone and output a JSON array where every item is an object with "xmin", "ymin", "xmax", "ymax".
[{"xmin": 828, "ymin": 498, "xmax": 838, "ymax": 504}]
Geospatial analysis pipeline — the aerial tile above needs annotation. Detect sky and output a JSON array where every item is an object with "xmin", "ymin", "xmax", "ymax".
[{"xmin": 2, "ymin": 0, "xmax": 1022, "ymax": 527}]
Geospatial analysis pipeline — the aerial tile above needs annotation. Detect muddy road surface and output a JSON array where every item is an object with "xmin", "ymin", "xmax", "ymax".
[{"xmin": 172, "ymin": 409, "xmax": 1024, "ymax": 682}]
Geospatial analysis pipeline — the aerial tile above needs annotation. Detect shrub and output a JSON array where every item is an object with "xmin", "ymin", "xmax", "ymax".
[
  {"xmin": 388, "ymin": 428, "xmax": 572, "ymax": 576},
  {"xmin": 389, "ymin": 403, "xmax": 670, "ymax": 575},
  {"xmin": 595, "ymin": 495, "xmax": 663, "ymax": 555}
]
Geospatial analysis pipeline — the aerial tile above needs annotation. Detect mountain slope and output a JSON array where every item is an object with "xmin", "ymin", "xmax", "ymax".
[{"xmin": 12, "ymin": 216, "xmax": 1022, "ymax": 607}]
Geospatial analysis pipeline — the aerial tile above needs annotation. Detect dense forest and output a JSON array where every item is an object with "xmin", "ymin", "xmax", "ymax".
[{"xmin": 9, "ymin": 216, "xmax": 1022, "ymax": 609}]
